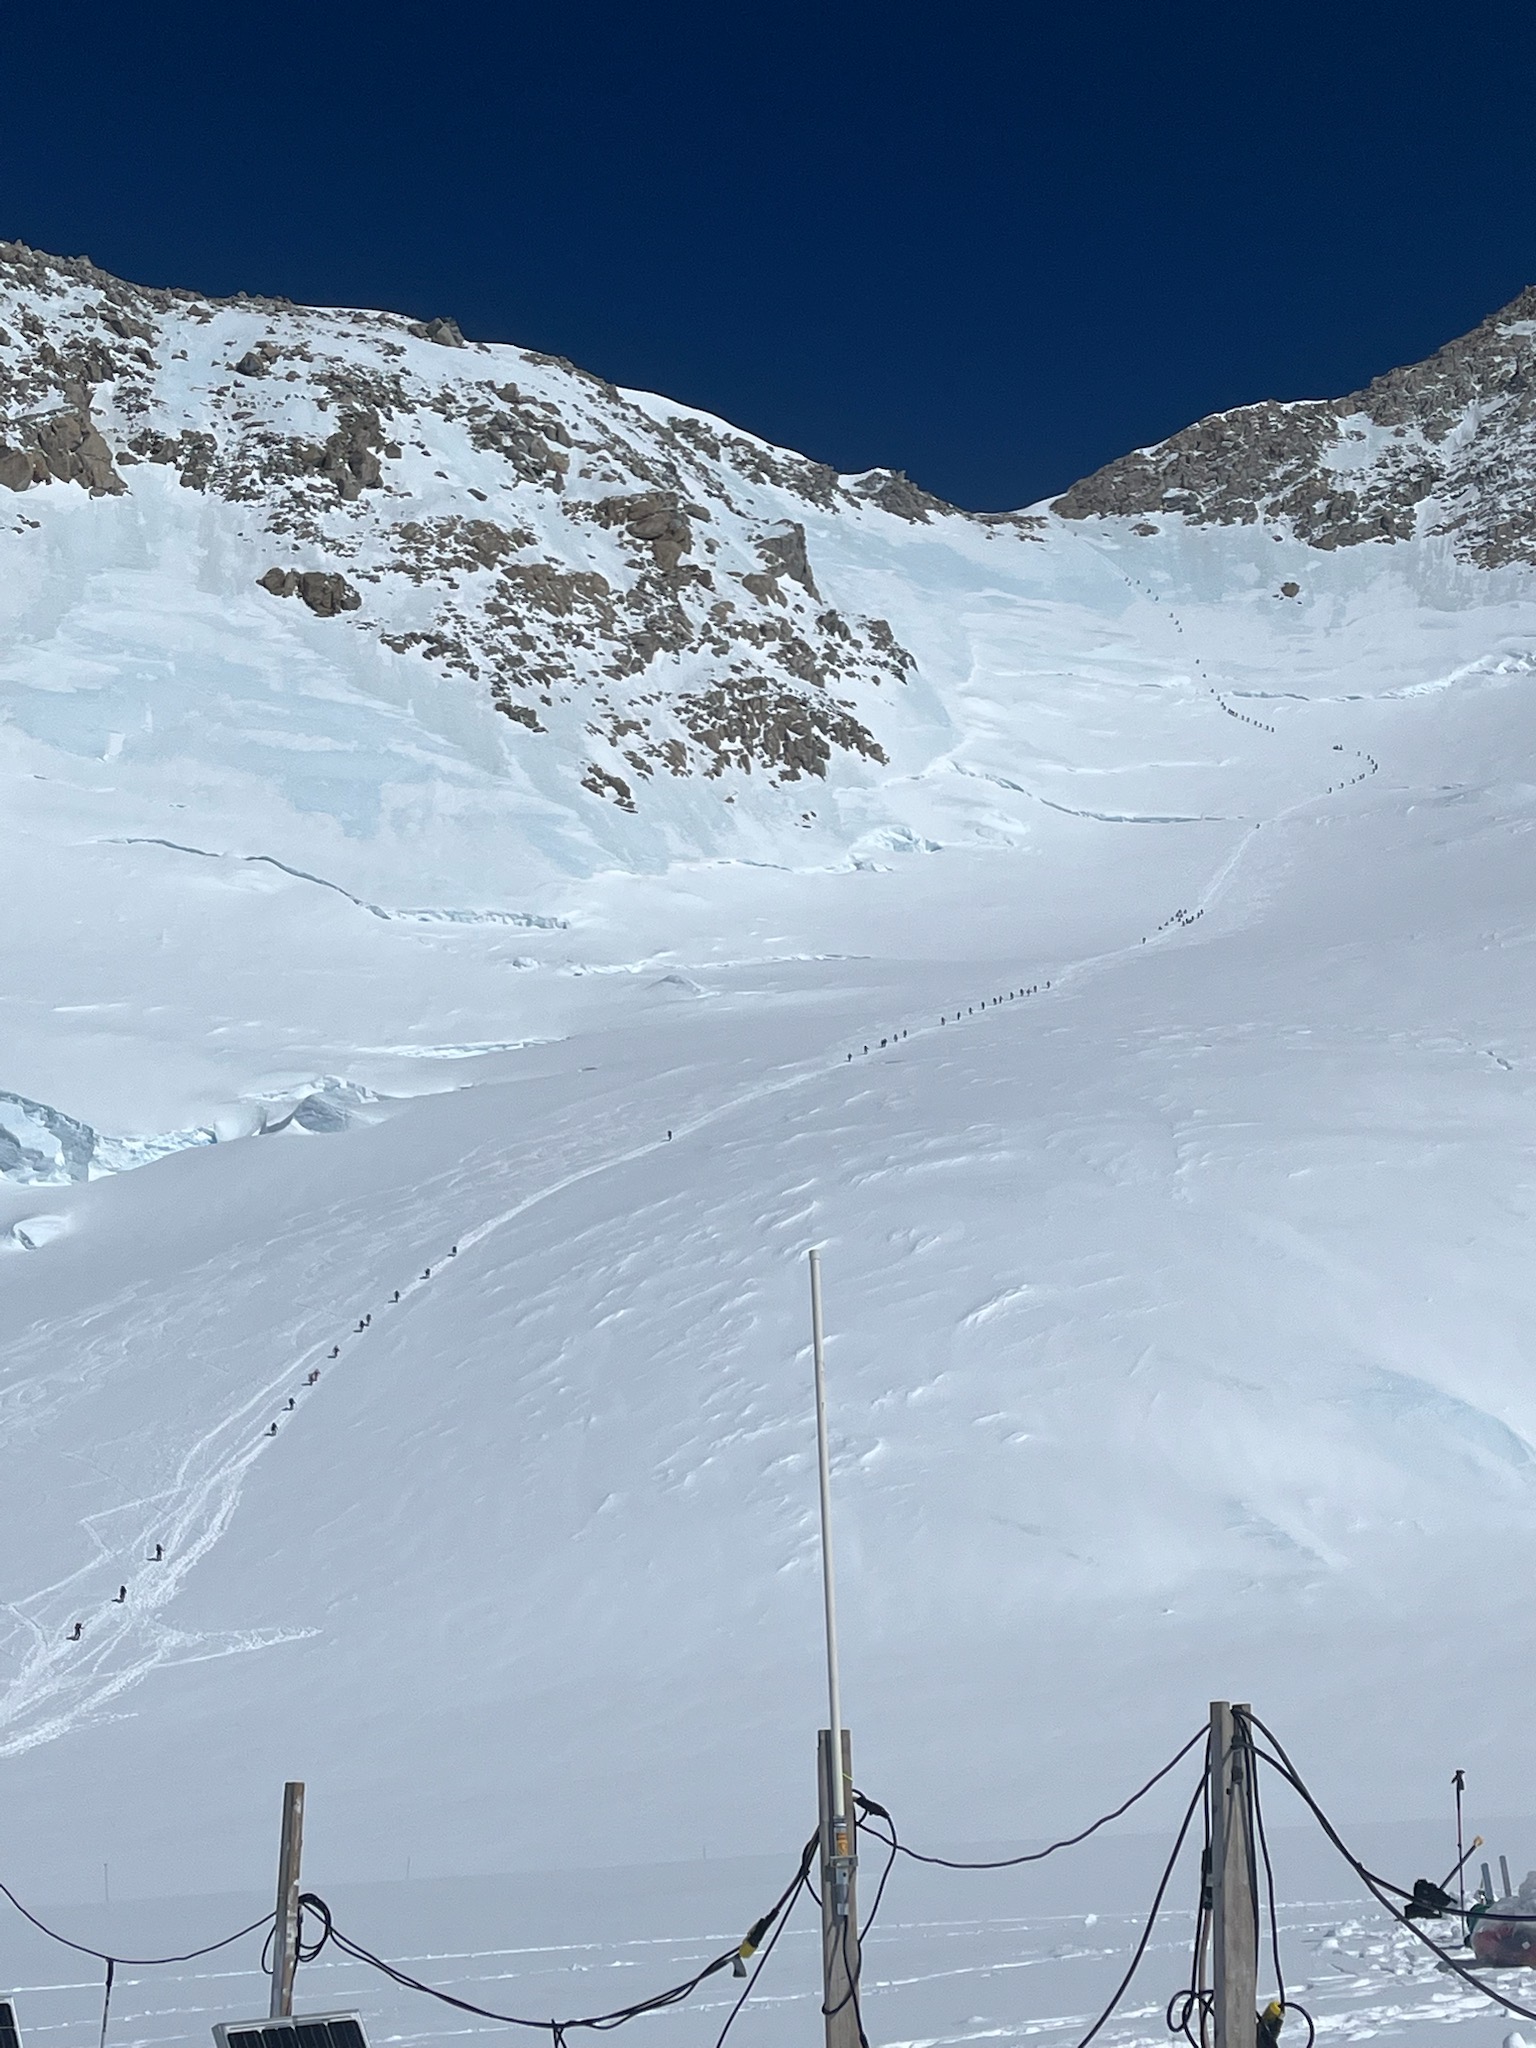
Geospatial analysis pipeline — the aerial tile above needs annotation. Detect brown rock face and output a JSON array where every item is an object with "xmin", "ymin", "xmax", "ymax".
[
  {"xmin": 0, "ymin": 409, "xmax": 125, "ymax": 496},
  {"xmin": 755, "ymin": 522, "xmax": 819, "ymax": 596},
  {"xmin": 259, "ymin": 568, "xmax": 362, "ymax": 616},
  {"xmin": 1052, "ymin": 282, "xmax": 1536, "ymax": 566},
  {"xmin": 591, "ymin": 491, "xmax": 695, "ymax": 571},
  {"xmin": 847, "ymin": 469, "xmax": 953, "ymax": 523},
  {"xmin": 673, "ymin": 679, "xmax": 886, "ymax": 782},
  {"xmin": 0, "ymin": 237, "xmax": 925, "ymax": 814},
  {"xmin": 37, "ymin": 411, "xmax": 119, "ymax": 491},
  {"xmin": 581, "ymin": 762, "xmax": 636, "ymax": 810},
  {"xmin": 299, "ymin": 571, "xmax": 361, "ymax": 615},
  {"xmin": 407, "ymin": 316, "xmax": 466, "ymax": 348},
  {"xmin": 314, "ymin": 412, "xmax": 384, "ymax": 499}
]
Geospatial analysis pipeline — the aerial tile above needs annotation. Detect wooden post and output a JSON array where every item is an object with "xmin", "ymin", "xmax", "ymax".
[
  {"xmin": 1209, "ymin": 1704, "xmax": 1255, "ymax": 2048},
  {"xmin": 818, "ymin": 1728, "xmax": 862, "ymax": 2048},
  {"xmin": 269, "ymin": 1780, "xmax": 305, "ymax": 2019}
]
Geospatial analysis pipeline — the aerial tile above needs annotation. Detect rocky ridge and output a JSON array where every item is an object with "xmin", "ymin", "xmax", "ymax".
[
  {"xmin": 8, "ymin": 240, "xmax": 1536, "ymax": 828},
  {"xmin": 1054, "ymin": 285, "xmax": 1536, "ymax": 566},
  {"xmin": 0, "ymin": 241, "xmax": 961, "ymax": 807}
]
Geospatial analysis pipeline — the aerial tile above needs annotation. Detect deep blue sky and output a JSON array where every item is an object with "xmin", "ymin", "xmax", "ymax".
[{"xmin": 6, "ymin": 0, "xmax": 1536, "ymax": 509}]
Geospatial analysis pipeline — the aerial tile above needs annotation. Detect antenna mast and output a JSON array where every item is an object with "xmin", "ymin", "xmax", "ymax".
[{"xmin": 808, "ymin": 1249, "xmax": 854, "ymax": 1913}]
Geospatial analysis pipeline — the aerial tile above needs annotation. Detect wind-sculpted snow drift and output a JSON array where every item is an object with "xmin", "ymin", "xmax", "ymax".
[{"xmin": 5, "ymin": 249, "xmax": 1536, "ymax": 2048}]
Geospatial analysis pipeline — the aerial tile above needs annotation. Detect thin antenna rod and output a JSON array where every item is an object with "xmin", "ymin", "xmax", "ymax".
[{"xmin": 808, "ymin": 1248, "xmax": 847, "ymax": 1833}]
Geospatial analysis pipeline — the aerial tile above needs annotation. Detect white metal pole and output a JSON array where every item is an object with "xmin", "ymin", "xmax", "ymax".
[
  {"xmin": 809, "ymin": 1250, "xmax": 845, "ymax": 1816},
  {"xmin": 809, "ymin": 1249, "xmax": 854, "ymax": 1919}
]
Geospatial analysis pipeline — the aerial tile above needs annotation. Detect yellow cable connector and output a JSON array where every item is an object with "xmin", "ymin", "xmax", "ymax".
[{"xmin": 734, "ymin": 1905, "xmax": 776, "ymax": 1976}]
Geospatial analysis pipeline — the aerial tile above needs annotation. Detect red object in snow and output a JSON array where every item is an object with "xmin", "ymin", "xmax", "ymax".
[{"xmin": 1472, "ymin": 1881, "xmax": 1536, "ymax": 1968}]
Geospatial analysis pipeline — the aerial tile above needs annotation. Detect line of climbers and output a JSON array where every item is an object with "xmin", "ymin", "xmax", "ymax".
[
  {"xmin": 1126, "ymin": 571, "xmax": 1382, "ymax": 821},
  {"xmin": 840, "ymin": 565, "xmax": 1382, "ymax": 1062},
  {"xmin": 62, "ymin": 1244, "xmax": 463, "ymax": 1643},
  {"xmin": 842, "ymin": 981, "xmax": 1061, "ymax": 1061},
  {"xmin": 61, "ymin": 592, "xmax": 1386, "ymax": 1644}
]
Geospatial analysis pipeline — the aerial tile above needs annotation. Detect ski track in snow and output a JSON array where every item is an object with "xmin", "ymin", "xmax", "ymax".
[{"xmin": 0, "ymin": 581, "xmax": 1384, "ymax": 1764}]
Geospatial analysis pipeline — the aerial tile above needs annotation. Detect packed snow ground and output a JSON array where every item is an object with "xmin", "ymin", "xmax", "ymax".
[
  {"xmin": 4, "ymin": 1816, "xmax": 1532, "ymax": 2048},
  {"xmin": 5, "ymin": 471, "xmax": 1536, "ymax": 2048}
]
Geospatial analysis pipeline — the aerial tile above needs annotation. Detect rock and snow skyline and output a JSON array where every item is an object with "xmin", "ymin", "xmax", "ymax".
[
  {"xmin": 4, "ymin": 243, "xmax": 1536, "ymax": 2048},
  {"xmin": 4, "ymin": 239, "xmax": 1536, "ymax": 1176},
  {"xmin": 6, "ymin": 235, "xmax": 1536, "ymax": 883}
]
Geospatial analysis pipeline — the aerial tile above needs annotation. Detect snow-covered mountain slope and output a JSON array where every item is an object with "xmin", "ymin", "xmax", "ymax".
[
  {"xmin": 0, "ymin": 236, "xmax": 951, "ymax": 881},
  {"xmin": 5, "ymin": 250, "xmax": 1536, "ymax": 2048},
  {"xmin": 6, "ymin": 239, "xmax": 1536, "ymax": 1166}
]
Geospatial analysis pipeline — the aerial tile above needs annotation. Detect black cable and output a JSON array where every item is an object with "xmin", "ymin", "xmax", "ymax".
[
  {"xmin": 315, "ymin": 1913, "xmax": 731, "ymax": 2032},
  {"xmin": 820, "ymin": 1776, "xmax": 915, "ymax": 2042},
  {"xmin": 855, "ymin": 1736, "xmax": 1208, "ymax": 2048},
  {"xmin": 1279, "ymin": 2001, "xmax": 1317, "ymax": 2048},
  {"xmin": 821, "ymin": 1949, "xmax": 853, "ymax": 2017},
  {"xmin": 1233, "ymin": 1739, "xmax": 1414, "ymax": 1907},
  {"xmin": 1166, "ymin": 1980, "xmax": 1213, "ymax": 2048},
  {"xmin": 1220, "ymin": 1713, "xmax": 1263, "ymax": 2011},
  {"xmin": 712, "ymin": 1872, "xmax": 810, "ymax": 2048},
  {"xmin": 855, "ymin": 1797, "xmax": 900, "ymax": 1946},
  {"xmin": 1247, "ymin": 1716, "xmax": 1536, "ymax": 2023},
  {"xmin": 0, "ymin": 1879, "xmax": 273, "ymax": 1967},
  {"xmin": 1070, "ymin": 1764, "xmax": 1206, "ymax": 2048},
  {"xmin": 1250, "ymin": 1742, "xmax": 1284, "ymax": 1999},
  {"xmin": 297, "ymin": 1835, "xmax": 819, "ymax": 2036},
  {"xmin": 1167, "ymin": 1731, "xmax": 1216, "ymax": 2048},
  {"xmin": 842, "ymin": 1912, "xmax": 869, "ymax": 2048},
  {"xmin": 853, "ymin": 1726, "xmax": 1205, "ymax": 1872},
  {"xmin": 1248, "ymin": 1729, "xmax": 1316, "ymax": 2048},
  {"xmin": 816, "ymin": 1806, "xmax": 895, "ymax": 2046},
  {"xmin": 297, "ymin": 1907, "xmax": 330, "ymax": 1964},
  {"xmin": 98, "ymin": 1958, "xmax": 114, "ymax": 2048},
  {"xmin": 737, "ymin": 1832, "xmax": 819, "ymax": 1961}
]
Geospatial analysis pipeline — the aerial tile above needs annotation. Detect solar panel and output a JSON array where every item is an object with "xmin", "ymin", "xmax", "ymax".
[
  {"xmin": 0, "ymin": 1999, "xmax": 21, "ymax": 2048},
  {"xmin": 214, "ymin": 2014, "xmax": 366, "ymax": 2048}
]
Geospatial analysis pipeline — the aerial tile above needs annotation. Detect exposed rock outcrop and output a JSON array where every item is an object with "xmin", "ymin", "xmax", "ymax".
[
  {"xmin": 1053, "ymin": 282, "xmax": 1536, "ymax": 567},
  {"xmin": 589, "ymin": 490, "xmax": 695, "ymax": 571},
  {"xmin": 0, "ymin": 237, "xmax": 932, "ymax": 812},
  {"xmin": 408, "ymin": 316, "xmax": 466, "ymax": 348},
  {"xmin": 260, "ymin": 567, "xmax": 362, "ymax": 615},
  {"xmin": 755, "ymin": 521, "xmax": 818, "ymax": 595},
  {"xmin": 0, "ymin": 407, "xmax": 124, "ymax": 494}
]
